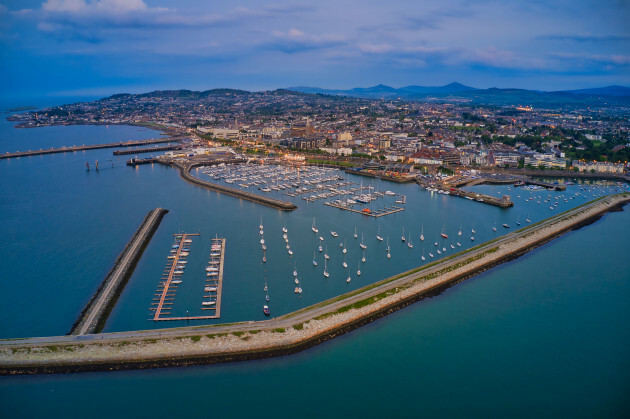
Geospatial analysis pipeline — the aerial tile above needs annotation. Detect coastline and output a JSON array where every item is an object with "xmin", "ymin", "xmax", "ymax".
[{"xmin": 1, "ymin": 192, "xmax": 627, "ymax": 375}]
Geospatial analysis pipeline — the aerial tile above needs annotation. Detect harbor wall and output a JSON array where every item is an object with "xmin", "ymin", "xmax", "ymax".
[
  {"xmin": 0, "ymin": 139, "xmax": 176, "ymax": 160},
  {"xmin": 170, "ymin": 161, "xmax": 297, "ymax": 211},
  {"xmin": 68, "ymin": 208, "xmax": 168, "ymax": 335},
  {"xmin": 2, "ymin": 194, "xmax": 628, "ymax": 375}
]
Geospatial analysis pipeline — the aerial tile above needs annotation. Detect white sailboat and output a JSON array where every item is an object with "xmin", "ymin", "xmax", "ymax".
[
  {"xmin": 325, "ymin": 246, "xmax": 329, "ymax": 260},
  {"xmin": 343, "ymin": 255, "xmax": 348, "ymax": 268},
  {"xmin": 420, "ymin": 224, "xmax": 424, "ymax": 241},
  {"xmin": 361, "ymin": 250, "xmax": 366, "ymax": 263},
  {"xmin": 401, "ymin": 226, "xmax": 406, "ymax": 242},
  {"xmin": 312, "ymin": 217, "xmax": 318, "ymax": 233},
  {"xmin": 313, "ymin": 251, "xmax": 318, "ymax": 266},
  {"xmin": 353, "ymin": 226, "xmax": 358, "ymax": 239},
  {"xmin": 407, "ymin": 236, "xmax": 413, "ymax": 248},
  {"xmin": 421, "ymin": 247, "xmax": 426, "ymax": 261},
  {"xmin": 458, "ymin": 225, "xmax": 462, "ymax": 236},
  {"xmin": 357, "ymin": 261, "xmax": 361, "ymax": 276},
  {"xmin": 323, "ymin": 259, "xmax": 329, "ymax": 278},
  {"xmin": 376, "ymin": 226, "xmax": 383, "ymax": 241},
  {"xmin": 360, "ymin": 234, "xmax": 367, "ymax": 249}
]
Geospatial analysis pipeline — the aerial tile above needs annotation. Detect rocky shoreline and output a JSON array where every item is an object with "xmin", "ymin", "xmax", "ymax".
[{"xmin": 1, "ymin": 193, "xmax": 627, "ymax": 375}]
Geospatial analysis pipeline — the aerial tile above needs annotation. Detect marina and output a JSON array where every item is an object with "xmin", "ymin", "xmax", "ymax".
[{"xmin": 151, "ymin": 234, "xmax": 226, "ymax": 321}]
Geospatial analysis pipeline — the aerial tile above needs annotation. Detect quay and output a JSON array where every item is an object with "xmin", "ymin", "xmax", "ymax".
[
  {"xmin": 113, "ymin": 144, "xmax": 181, "ymax": 155},
  {"xmin": 69, "ymin": 208, "xmax": 168, "ymax": 335},
  {"xmin": 344, "ymin": 168, "xmax": 416, "ymax": 183},
  {"xmin": 168, "ymin": 161, "xmax": 297, "ymax": 211},
  {"xmin": 417, "ymin": 180, "xmax": 514, "ymax": 208},
  {"xmin": 4, "ymin": 193, "xmax": 627, "ymax": 375},
  {"xmin": 0, "ymin": 138, "xmax": 177, "ymax": 160}
]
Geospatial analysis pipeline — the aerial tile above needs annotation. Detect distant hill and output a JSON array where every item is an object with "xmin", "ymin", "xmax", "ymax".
[
  {"xmin": 558, "ymin": 85, "xmax": 630, "ymax": 97},
  {"xmin": 286, "ymin": 83, "xmax": 630, "ymax": 106}
]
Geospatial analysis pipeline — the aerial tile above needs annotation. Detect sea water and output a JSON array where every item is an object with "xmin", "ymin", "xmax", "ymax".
[{"xmin": 0, "ymin": 115, "xmax": 628, "ymax": 416}]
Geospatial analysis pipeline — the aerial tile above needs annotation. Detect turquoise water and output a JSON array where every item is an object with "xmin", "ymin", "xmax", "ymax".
[{"xmin": 1, "ymin": 117, "xmax": 629, "ymax": 416}]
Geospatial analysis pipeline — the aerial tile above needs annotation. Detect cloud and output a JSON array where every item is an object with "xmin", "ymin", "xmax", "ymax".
[
  {"xmin": 267, "ymin": 28, "xmax": 346, "ymax": 53},
  {"xmin": 548, "ymin": 52, "xmax": 630, "ymax": 67},
  {"xmin": 536, "ymin": 33, "xmax": 630, "ymax": 43},
  {"xmin": 31, "ymin": 0, "xmax": 227, "ymax": 39}
]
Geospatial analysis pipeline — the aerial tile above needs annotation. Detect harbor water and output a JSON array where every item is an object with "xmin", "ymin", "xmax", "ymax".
[{"xmin": 1, "ymin": 113, "xmax": 629, "ymax": 416}]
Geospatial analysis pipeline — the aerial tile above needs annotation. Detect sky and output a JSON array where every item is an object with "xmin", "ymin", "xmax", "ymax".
[{"xmin": 0, "ymin": 0, "xmax": 629, "ymax": 100}]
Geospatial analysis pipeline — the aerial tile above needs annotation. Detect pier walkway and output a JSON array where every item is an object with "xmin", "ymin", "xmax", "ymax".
[
  {"xmin": 69, "ymin": 208, "xmax": 168, "ymax": 335},
  {"xmin": 0, "ymin": 138, "xmax": 176, "ymax": 160}
]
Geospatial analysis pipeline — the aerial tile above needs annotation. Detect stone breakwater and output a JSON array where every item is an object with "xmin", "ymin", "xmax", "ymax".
[
  {"xmin": 171, "ymin": 161, "xmax": 297, "ymax": 211},
  {"xmin": 69, "ymin": 208, "xmax": 169, "ymax": 335},
  {"xmin": 1, "ymin": 193, "xmax": 627, "ymax": 375}
]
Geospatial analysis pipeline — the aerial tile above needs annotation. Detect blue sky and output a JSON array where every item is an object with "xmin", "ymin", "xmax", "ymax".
[{"xmin": 1, "ymin": 0, "xmax": 629, "ymax": 99}]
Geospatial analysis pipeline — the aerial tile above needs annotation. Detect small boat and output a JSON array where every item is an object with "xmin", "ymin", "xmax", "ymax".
[
  {"xmin": 420, "ymin": 224, "xmax": 424, "ymax": 241},
  {"xmin": 346, "ymin": 275, "xmax": 351, "ymax": 283},
  {"xmin": 401, "ymin": 227, "xmax": 406, "ymax": 242},
  {"xmin": 458, "ymin": 225, "xmax": 462, "ymax": 236},
  {"xmin": 325, "ymin": 246, "xmax": 329, "ymax": 260},
  {"xmin": 343, "ymin": 255, "xmax": 348, "ymax": 268},
  {"xmin": 264, "ymin": 283, "xmax": 268, "ymax": 292},
  {"xmin": 260, "ymin": 238, "xmax": 265, "ymax": 244},
  {"xmin": 503, "ymin": 223, "xmax": 509, "ymax": 228},
  {"xmin": 204, "ymin": 287, "xmax": 217, "ymax": 292},
  {"xmin": 360, "ymin": 234, "xmax": 367, "ymax": 249},
  {"xmin": 353, "ymin": 226, "xmax": 358, "ymax": 239},
  {"xmin": 357, "ymin": 261, "xmax": 361, "ymax": 276},
  {"xmin": 266, "ymin": 294, "xmax": 270, "ymax": 302},
  {"xmin": 294, "ymin": 286, "xmax": 300, "ymax": 294},
  {"xmin": 323, "ymin": 259, "xmax": 329, "ymax": 278},
  {"xmin": 457, "ymin": 242, "xmax": 461, "ymax": 247},
  {"xmin": 288, "ymin": 249, "xmax": 293, "ymax": 255},
  {"xmin": 376, "ymin": 226, "xmax": 383, "ymax": 241},
  {"xmin": 295, "ymin": 276, "xmax": 299, "ymax": 284},
  {"xmin": 202, "ymin": 301, "xmax": 216, "ymax": 306},
  {"xmin": 312, "ymin": 217, "xmax": 318, "ymax": 233},
  {"xmin": 343, "ymin": 239, "xmax": 347, "ymax": 254},
  {"xmin": 492, "ymin": 222, "xmax": 497, "ymax": 232},
  {"xmin": 171, "ymin": 280, "xmax": 182, "ymax": 284},
  {"xmin": 293, "ymin": 264, "xmax": 298, "ymax": 276},
  {"xmin": 407, "ymin": 236, "xmax": 413, "ymax": 249},
  {"xmin": 471, "ymin": 226, "xmax": 476, "ymax": 234},
  {"xmin": 421, "ymin": 248, "xmax": 426, "ymax": 261},
  {"xmin": 318, "ymin": 245, "xmax": 323, "ymax": 252},
  {"xmin": 319, "ymin": 236, "xmax": 324, "ymax": 241},
  {"xmin": 282, "ymin": 226, "xmax": 288, "ymax": 233},
  {"xmin": 361, "ymin": 251, "xmax": 366, "ymax": 263},
  {"xmin": 259, "ymin": 217, "xmax": 263, "ymax": 230},
  {"xmin": 516, "ymin": 217, "xmax": 521, "ymax": 226},
  {"xmin": 471, "ymin": 236, "xmax": 475, "ymax": 241},
  {"xmin": 313, "ymin": 251, "xmax": 318, "ymax": 266},
  {"xmin": 429, "ymin": 252, "xmax": 434, "ymax": 258},
  {"xmin": 263, "ymin": 305, "xmax": 270, "ymax": 315},
  {"xmin": 441, "ymin": 224, "xmax": 448, "ymax": 239},
  {"xmin": 330, "ymin": 231, "xmax": 338, "ymax": 237}
]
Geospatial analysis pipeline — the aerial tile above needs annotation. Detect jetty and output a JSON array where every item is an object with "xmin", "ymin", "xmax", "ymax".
[
  {"xmin": 69, "ymin": 208, "xmax": 168, "ymax": 335},
  {"xmin": 417, "ymin": 180, "xmax": 514, "ymax": 208},
  {"xmin": 169, "ymin": 161, "xmax": 297, "ymax": 211},
  {"xmin": 0, "ymin": 138, "xmax": 176, "ymax": 160},
  {"xmin": 2, "ymin": 193, "xmax": 627, "ymax": 375},
  {"xmin": 151, "ymin": 235, "xmax": 224, "ymax": 321},
  {"xmin": 113, "ymin": 144, "xmax": 181, "ymax": 155}
]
